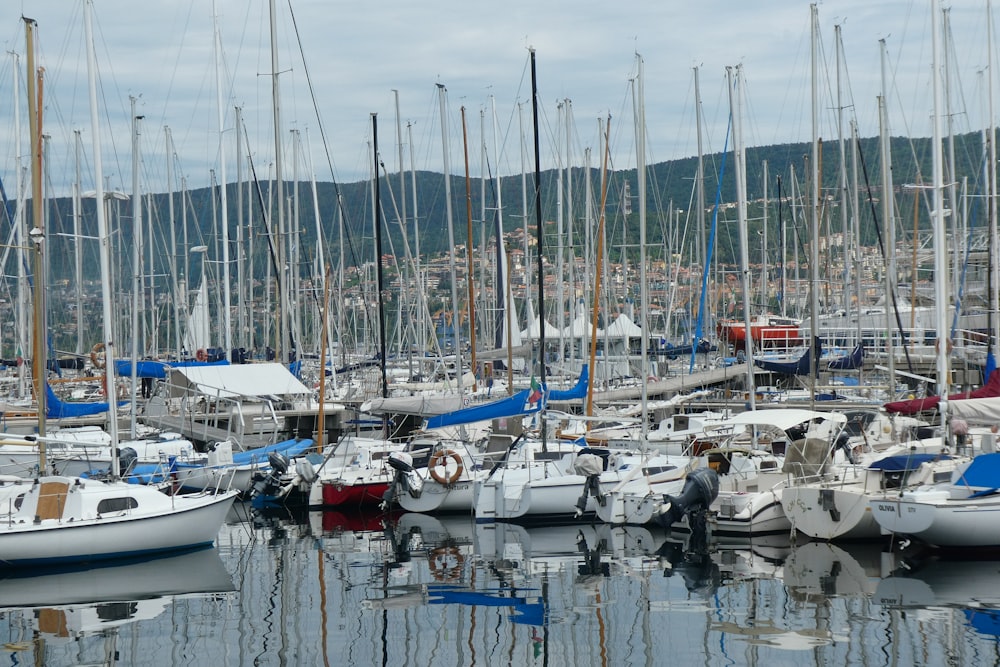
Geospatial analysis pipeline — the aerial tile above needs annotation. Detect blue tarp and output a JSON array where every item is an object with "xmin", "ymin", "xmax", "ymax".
[
  {"xmin": 45, "ymin": 383, "xmax": 124, "ymax": 419},
  {"xmin": 425, "ymin": 366, "xmax": 589, "ymax": 430},
  {"xmin": 868, "ymin": 453, "xmax": 950, "ymax": 473},
  {"xmin": 427, "ymin": 585, "xmax": 546, "ymax": 626},
  {"xmin": 114, "ymin": 360, "xmax": 170, "ymax": 379},
  {"xmin": 954, "ymin": 452, "xmax": 1000, "ymax": 489}
]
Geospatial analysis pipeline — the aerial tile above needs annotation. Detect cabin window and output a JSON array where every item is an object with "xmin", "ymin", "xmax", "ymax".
[{"xmin": 97, "ymin": 497, "xmax": 139, "ymax": 513}]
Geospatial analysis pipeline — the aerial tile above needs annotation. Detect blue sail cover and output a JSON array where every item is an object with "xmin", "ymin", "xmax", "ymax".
[
  {"xmin": 45, "ymin": 383, "xmax": 124, "ymax": 419},
  {"xmin": 549, "ymin": 365, "xmax": 588, "ymax": 401},
  {"xmin": 425, "ymin": 366, "xmax": 589, "ymax": 430},
  {"xmin": 827, "ymin": 343, "xmax": 865, "ymax": 371},
  {"xmin": 954, "ymin": 452, "xmax": 1000, "ymax": 489},
  {"xmin": 754, "ymin": 338, "xmax": 821, "ymax": 376},
  {"xmin": 114, "ymin": 360, "xmax": 170, "ymax": 379},
  {"xmin": 867, "ymin": 453, "xmax": 949, "ymax": 473}
]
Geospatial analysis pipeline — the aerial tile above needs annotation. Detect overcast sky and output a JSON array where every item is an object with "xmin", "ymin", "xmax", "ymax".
[{"xmin": 1, "ymin": 1, "xmax": 996, "ymax": 196}]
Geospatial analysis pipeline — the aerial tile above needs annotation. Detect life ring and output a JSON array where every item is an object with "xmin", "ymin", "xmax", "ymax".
[
  {"xmin": 196, "ymin": 349, "xmax": 208, "ymax": 362},
  {"xmin": 90, "ymin": 342, "xmax": 106, "ymax": 369},
  {"xmin": 428, "ymin": 449, "xmax": 463, "ymax": 485},
  {"xmin": 429, "ymin": 546, "xmax": 465, "ymax": 581}
]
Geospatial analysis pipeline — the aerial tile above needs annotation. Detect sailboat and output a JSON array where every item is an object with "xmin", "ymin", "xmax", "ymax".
[{"xmin": 0, "ymin": 4, "xmax": 237, "ymax": 568}]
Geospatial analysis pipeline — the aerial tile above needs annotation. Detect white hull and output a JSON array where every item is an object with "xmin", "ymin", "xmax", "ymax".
[
  {"xmin": 397, "ymin": 478, "xmax": 477, "ymax": 513},
  {"xmin": 0, "ymin": 476, "xmax": 237, "ymax": 566},
  {"xmin": 782, "ymin": 483, "xmax": 880, "ymax": 541},
  {"xmin": 869, "ymin": 489, "xmax": 1000, "ymax": 547}
]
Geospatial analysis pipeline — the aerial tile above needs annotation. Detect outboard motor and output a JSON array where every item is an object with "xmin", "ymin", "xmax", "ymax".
[
  {"xmin": 573, "ymin": 452, "xmax": 607, "ymax": 517},
  {"xmin": 384, "ymin": 451, "xmax": 423, "ymax": 506},
  {"xmin": 655, "ymin": 467, "xmax": 720, "ymax": 531},
  {"xmin": 118, "ymin": 447, "xmax": 138, "ymax": 477},
  {"xmin": 251, "ymin": 452, "xmax": 290, "ymax": 499}
]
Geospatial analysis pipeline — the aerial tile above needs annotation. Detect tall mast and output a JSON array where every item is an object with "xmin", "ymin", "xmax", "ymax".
[
  {"xmin": 24, "ymin": 17, "xmax": 46, "ymax": 442},
  {"xmin": 836, "ymin": 24, "xmax": 851, "ymax": 316},
  {"xmin": 372, "ymin": 114, "xmax": 388, "ymax": 401},
  {"xmin": 530, "ymin": 48, "xmax": 546, "ymax": 448},
  {"xmin": 880, "ymin": 39, "xmax": 897, "ymax": 388},
  {"xmin": 729, "ymin": 64, "xmax": 755, "ymax": 411},
  {"xmin": 268, "ymin": 0, "xmax": 289, "ymax": 363},
  {"xmin": 437, "ymin": 84, "xmax": 463, "ymax": 392},
  {"xmin": 988, "ymin": 0, "xmax": 999, "ymax": 360},
  {"xmin": 73, "ymin": 130, "xmax": 83, "ymax": 357},
  {"xmin": 694, "ymin": 66, "xmax": 706, "ymax": 322},
  {"xmin": 213, "ymin": 0, "xmax": 232, "ymax": 356},
  {"xmin": 129, "ymin": 96, "xmax": 142, "ymax": 438},
  {"xmin": 809, "ymin": 3, "xmax": 821, "ymax": 405},
  {"xmin": 85, "ymin": 0, "xmax": 119, "ymax": 474},
  {"xmin": 634, "ymin": 55, "xmax": 649, "ymax": 432},
  {"xmin": 236, "ymin": 106, "xmax": 246, "ymax": 352},
  {"xmin": 461, "ymin": 107, "xmax": 477, "ymax": 390},
  {"xmin": 930, "ymin": 0, "xmax": 951, "ymax": 422},
  {"xmin": 10, "ymin": 51, "xmax": 28, "ymax": 398}
]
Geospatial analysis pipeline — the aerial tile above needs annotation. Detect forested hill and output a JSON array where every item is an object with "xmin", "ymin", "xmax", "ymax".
[{"xmin": 31, "ymin": 131, "xmax": 987, "ymax": 282}]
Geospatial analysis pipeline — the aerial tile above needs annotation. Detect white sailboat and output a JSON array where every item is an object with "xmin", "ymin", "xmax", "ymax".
[
  {"xmin": 867, "ymin": 0, "xmax": 989, "ymax": 549},
  {"xmin": 0, "ymin": 2, "xmax": 237, "ymax": 568}
]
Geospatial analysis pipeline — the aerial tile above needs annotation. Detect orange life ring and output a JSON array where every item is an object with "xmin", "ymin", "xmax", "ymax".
[
  {"xmin": 428, "ymin": 449, "xmax": 463, "ymax": 485},
  {"xmin": 196, "ymin": 349, "xmax": 208, "ymax": 362},
  {"xmin": 428, "ymin": 546, "xmax": 465, "ymax": 581},
  {"xmin": 90, "ymin": 342, "xmax": 106, "ymax": 369}
]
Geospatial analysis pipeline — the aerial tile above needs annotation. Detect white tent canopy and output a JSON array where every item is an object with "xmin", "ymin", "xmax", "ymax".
[
  {"xmin": 604, "ymin": 313, "xmax": 643, "ymax": 338},
  {"xmin": 167, "ymin": 363, "xmax": 312, "ymax": 401},
  {"xmin": 562, "ymin": 312, "xmax": 602, "ymax": 338},
  {"xmin": 521, "ymin": 315, "xmax": 559, "ymax": 340}
]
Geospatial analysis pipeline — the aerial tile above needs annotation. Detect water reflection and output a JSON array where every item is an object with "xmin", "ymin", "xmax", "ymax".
[{"xmin": 4, "ymin": 505, "xmax": 1000, "ymax": 665}]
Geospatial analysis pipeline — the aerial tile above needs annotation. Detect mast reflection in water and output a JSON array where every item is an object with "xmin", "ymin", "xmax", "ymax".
[{"xmin": 2, "ymin": 503, "xmax": 1000, "ymax": 666}]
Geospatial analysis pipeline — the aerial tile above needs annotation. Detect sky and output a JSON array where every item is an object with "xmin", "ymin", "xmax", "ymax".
[{"xmin": 0, "ymin": 0, "xmax": 997, "ymax": 197}]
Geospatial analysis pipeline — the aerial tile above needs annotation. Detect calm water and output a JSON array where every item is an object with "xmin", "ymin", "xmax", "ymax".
[{"xmin": 1, "ymin": 503, "xmax": 998, "ymax": 666}]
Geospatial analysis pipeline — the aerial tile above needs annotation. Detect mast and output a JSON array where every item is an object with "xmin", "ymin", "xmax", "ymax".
[
  {"xmin": 73, "ymin": 130, "xmax": 83, "ymax": 357},
  {"xmin": 729, "ymin": 64, "xmax": 756, "ymax": 411},
  {"xmin": 694, "ymin": 67, "xmax": 706, "ymax": 324},
  {"xmin": 879, "ymin": 40, "xmax": 897, "ymax": 389},
  {"xmin": 836, "ymin": 24, "xmax": 851, "ymax": 317},
  {"xmin": 85, "ymin": 0, "xmax": 120, "ymax": 475},
  {"xmin": 268, "ymin": 0, "xmax": 289, "ymax": 364},
  {"xmin": 213, "ymin": 0, "xmax": 232, "ymax": 357},
  {"xmin": 530, "ymin": 48, "xmax": 546, "ymax": 447},
  {"xmin": 236, "ymin": 106, "xmax": 246, "ymax": 353},
  {"xmin": 129, "ymin": 96, "xmax": 142, "ymax": 438},
  {"xmin": 989, "ymin": 0, "xmax": 999, "ymax": 365},
  {"xmin": 461, "ymin": 107, "xmax": 477, "ymax": 390},
  {"xmin": 372, "ymin": 114, "xmax": 388, "ymax": 401},
  {"xmin": 634, "ymin": 55, "xmax": 649, "ymax": 433},
  {"xmin": 24, "ymin": 16, "xmax": 46, "ymax": 444},
  {"xmin": 930, "ymin": 0, "xmax": 951, "ymax": 426},
  {"xmin": 10, "ymin": 51, "xmax": 28, "ymax": 399},
  {"xmin": 809, "ymin": 3, "xmax": 821, "ymax": 405},
  {"xmin": 586, "ymin": 119, "xmax": 611, "ymax": 417},
  {"xmin": 437, "ymin": 84, "xmax": 463, "ymax": 392}
]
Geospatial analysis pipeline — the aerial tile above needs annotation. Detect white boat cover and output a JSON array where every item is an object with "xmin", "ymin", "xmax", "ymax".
[
  {"xmin": 949, "ymin": 396, "xmax": 1000, "ymax": 425},
  {"xmin": 167, "ymin": 363, "xmax": 312, "ymax": 400}
]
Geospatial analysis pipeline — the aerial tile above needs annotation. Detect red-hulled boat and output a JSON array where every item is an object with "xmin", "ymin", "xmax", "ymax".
[{"xmin": 716, "ymin": 314, "xmax": 802, "ymax": 351}]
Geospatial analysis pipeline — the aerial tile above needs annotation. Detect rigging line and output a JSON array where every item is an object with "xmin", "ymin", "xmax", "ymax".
[
  {"xmin": 855, "ymin": 129, "xmax": 916, "ymax": 375},
  {"xmin": 285, "ymin": 0, "xmax": 354, "ymax": 250},
  {"xmin": 688, "ymin": 112, "xmax": 730, "ymax": 375},
  {"xmin": 243, "ymin": 124, "xmax": 296, "ymax": 354}
]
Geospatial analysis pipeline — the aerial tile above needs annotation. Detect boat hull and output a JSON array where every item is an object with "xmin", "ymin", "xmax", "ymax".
[
  {"xmin": 782, "ymin": 484, "xmax": 881, "ymax": 541},
  {"xmin": 0, "ymin": 484, "xmax": 236, "ymax": 567}
]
